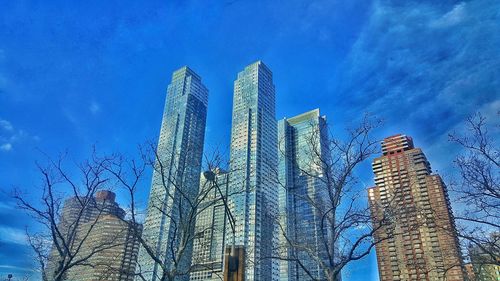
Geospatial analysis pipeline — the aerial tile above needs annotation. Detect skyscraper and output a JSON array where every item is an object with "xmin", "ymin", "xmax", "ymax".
[
  {"xmin": 190, "ymin": 169, "xmax": 229, "ymax": 281},
  {"xmin": 48, "ymin": 190, "xmax": 141, "ymax": 281},
  {"xmin": 277, "ymin": 109, "xmax": 330, "ymax": 281},
  {"xmin": 138, "ymin": 66, "xmax": 208, "ymax": 281},
  {"xmin": 368, "ymin": 135, "xmax": 465, "ymax": 281},
  {"xmin": 227, "ymin": 61, "xmax": 279, "ymax": 281}
]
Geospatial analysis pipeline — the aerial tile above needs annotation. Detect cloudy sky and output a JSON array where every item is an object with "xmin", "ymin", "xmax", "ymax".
[{"xmin": 0, "ymin": 0, "xmax": 498, "ymax": 280}]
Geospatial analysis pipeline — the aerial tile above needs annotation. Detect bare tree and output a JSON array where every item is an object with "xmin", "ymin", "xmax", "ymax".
[
  {"xmin": 103, "ymin": 142, "xmax": 240, "ymax": 281},
  {"xmin": 449, "ymin": 113, "xmax": 500, "ymax": 274},
  {"xmin": 13, "ymin": 152, "xmax": 128, "ymax": 281},
  {"xmin": 268, "ymin": 115, "xmax": 399, "ymax": 281},
  {"xmin": 25, "ymin": 229, "xmax": 49, "ymax": 281},
  {"xmin": 13, "ymin": 139, "xmax": 243, "ymax": 281}
]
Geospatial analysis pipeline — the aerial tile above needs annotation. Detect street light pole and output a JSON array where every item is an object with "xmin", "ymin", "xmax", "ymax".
[{"xmin": 204, "ymin": 171, "xmax": 237, "ymax": 256}]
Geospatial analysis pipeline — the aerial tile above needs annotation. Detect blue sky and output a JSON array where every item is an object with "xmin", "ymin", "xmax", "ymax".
[{"xmin": 0, "ymin": 0, "xmax": 498, "ymax": 280}]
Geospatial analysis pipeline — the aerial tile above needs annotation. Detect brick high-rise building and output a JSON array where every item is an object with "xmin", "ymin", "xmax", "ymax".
[{"xmin": 368, "ymin": 134, "xmax": 465, "ymax": 281}]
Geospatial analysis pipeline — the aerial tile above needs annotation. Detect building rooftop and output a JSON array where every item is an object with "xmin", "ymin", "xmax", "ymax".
[
  {"xmin": 172, "ymin": 65, "xmax": 201, "ymax": 81},
  {"xmin": 96, "ymin": 190, "xmax": 116, "ymax": 201},
  {"xmin": 286, "ymin": 108, "xmax": 320, "ymax": 125},
  {"xmin": 381, "ymin": 134, "xmax": 414, "ymax": 155}
]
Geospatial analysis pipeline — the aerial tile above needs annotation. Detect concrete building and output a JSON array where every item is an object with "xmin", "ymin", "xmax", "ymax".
[
  {"xmin": 469, "ymin": 232, "xmax": 500, "ymax": 281},
  {"xmin": 368, "ymin": 134, "xmax": 465, "ymax": 281},
  {"xmin": 137, "ymin": 66, "xmax": 208, "ymax": 281}
]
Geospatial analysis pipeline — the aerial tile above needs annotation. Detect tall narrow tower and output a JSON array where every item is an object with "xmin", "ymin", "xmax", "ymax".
[
  {"xmin": 277, "ymin": 109, "xmax": 330, "ymax": 281},
  {"xmin": 138, "ymin": 66, "xmax": 208, "ymax": 281},
  {"xmin": 368, "ymin": 135, "xmax": 465, "ymax": 281},
  {"xmin": 228, "ymin": 61, "xmax": 279, "ymax": 281}
]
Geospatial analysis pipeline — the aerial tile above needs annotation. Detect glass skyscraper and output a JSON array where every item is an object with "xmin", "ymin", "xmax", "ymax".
[
  {"xmin": 190, "ymin": 169, "xmax": 229, "ymax": 281},
  {"xmin": 138, "ymin": 66, "xmax": 208, "ymax": 281},
  {"xmin": 227, "ymin": 61, "xmax": 279, "ymax": 281},
  {"xmin": 277, "ymin": 109, "xmax": 330, "ymax": 281}
]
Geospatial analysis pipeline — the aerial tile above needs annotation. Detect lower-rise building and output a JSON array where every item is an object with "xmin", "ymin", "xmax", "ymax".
[
  {"xmin": 469, "ymin": 232, "xmax": 500, "ymax": 281},
  {"xmin": 47, "ymin": 190, "xmax": 141, "ymax": 281}
]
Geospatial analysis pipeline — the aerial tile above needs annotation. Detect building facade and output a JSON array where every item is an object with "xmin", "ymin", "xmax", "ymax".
[
  {"xmin": 368, "ymin": 134, "xmax": 465, "ymax": 281},
  {"xmin": 48, "ymin": 190, "xmax": 141, "ymax": 281},
  {"xmin": 138, "ymin": 66, "xmax": 208, "ymax": 281},
  {"xmin": 189, "ymin": 169, "xmax": 229, "ymax": 281},
  {"xmin": 469, "ymin": 232, "xmax": 500, "ymax": 281},
  {"xmin": 227, "ymin": 61, "xmax": 279, "ymax": 281},
  {"xmin": 277, "ymin": 109, "xmax": 330, "ymax": 281}
]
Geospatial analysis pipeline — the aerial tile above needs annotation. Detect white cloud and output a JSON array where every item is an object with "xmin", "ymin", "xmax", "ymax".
[
  {"xmin": 0, "ymin": 143, "xmax": 12, "ymax": 151},
  {"xmin": 0, "ymin": 119, "xmax": 13, "ymax": 131},
  {"xmin": 63, "ymin": 108, "xmax": 78, "ymax": 125},
  {"xmin": 89, "ymin": 101, "xmax": 101, "ymax": 115},
  {"xmin": 336, "ymin": 0, "xmax": 499, "ymax": 175},
  {"xmin": 0, "ymin": 226, "xmax": 28, "ymax": 245},
  {"xmin": 0, "ymin": 265, "xmax": 35, "ymax": 274},
  {"xmin": 0, "ymin": 201, "xmax": 14, "ymax": 212},
  {"xmin": 430, "ymin": 2, "xmax": 467, "ymax": 29},
  {"xmin": 0, "ymin": 119, "xmax": 40, "ymax": 151}
]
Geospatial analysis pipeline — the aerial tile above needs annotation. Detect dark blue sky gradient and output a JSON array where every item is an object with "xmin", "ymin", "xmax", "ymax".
[{"xmin": 0, "ymin": 0, "xmax": 498, "ymax": 280}]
